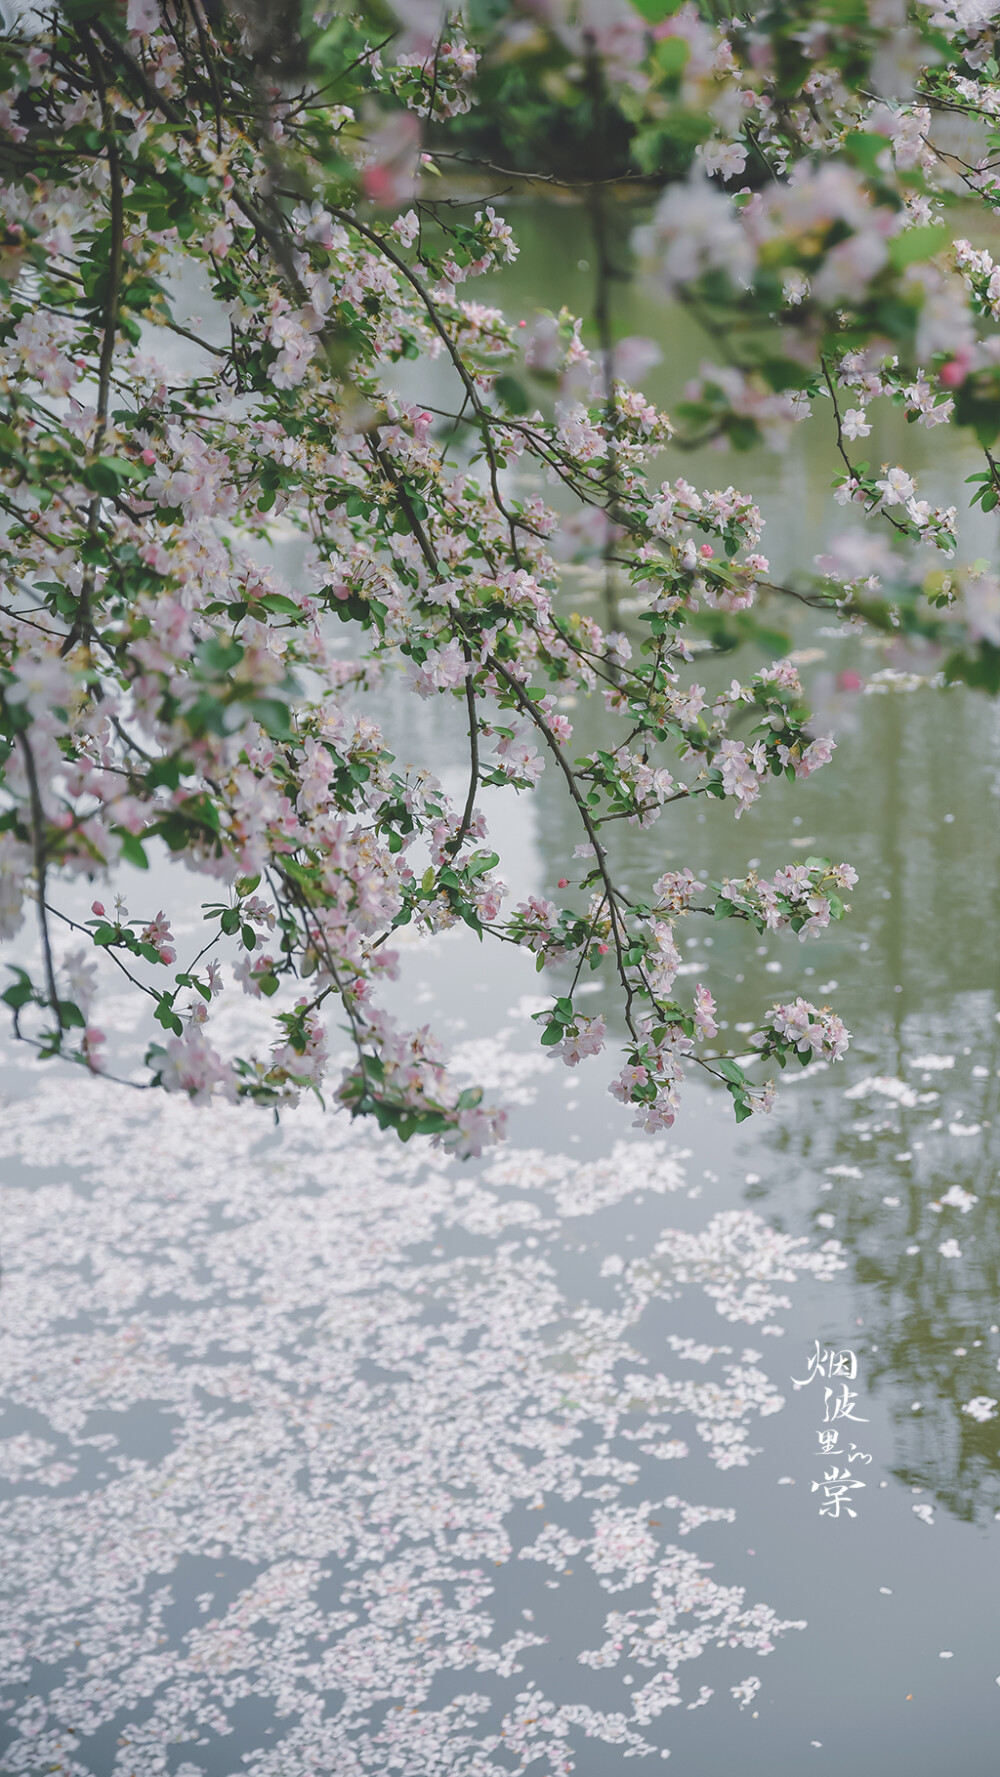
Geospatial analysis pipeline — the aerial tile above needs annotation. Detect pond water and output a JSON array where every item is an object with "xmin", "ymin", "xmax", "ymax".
[{"xmin": 3, "ymin": 202, "xmax": 1000, "ymax": 1775}]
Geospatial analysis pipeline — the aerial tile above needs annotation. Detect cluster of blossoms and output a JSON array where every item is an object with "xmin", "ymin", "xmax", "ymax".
[
  {"xmin": 636, "ymin": 476, "xmax": 768, "ymax": 617},
  {"xmin": 750, "ymin": 1000, "xmax": 851, "ymax": 1069},
  {"xmin": 832, "ymin": 464, "xmax": 959, "ymax": 554},
  {"xmin": 620, "ymin": 4, "xmax": 1000, "ymax": 640},
  {"xmin": 836, "ymin": 348, "xmax": 955, "ymax": 435},
  {"xmin": 9, "ymin": 0, "xmax": 1000, "ymax": 1148},
  {"xmin": 389, "ymin": 35, "xmax": 480, "ymax": 119},
  {"xmin": 716, "ymin": 859, "xmax": 859, "ymax": 940}
]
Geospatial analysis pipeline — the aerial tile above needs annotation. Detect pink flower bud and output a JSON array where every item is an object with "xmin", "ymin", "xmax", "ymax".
[
  {"xmin": 940, "ymin": 353, "xmax": 971, "ymax": 388},
  {"xmin": 92, "ymin": 901, "xmax": 105, "ymax": 916},
  {"xmin": 557, "ymin": 878, "xmax": 569, "ymax": 888}
]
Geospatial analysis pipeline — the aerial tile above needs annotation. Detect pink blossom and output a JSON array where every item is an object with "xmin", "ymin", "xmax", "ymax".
[
  {"xmin": 557, "ymin": 1015, "xmax": 607, "ymax": 1067},
  {"xmin": 875, "ymin": 466, "xmax": 916, "ymax": 506},
  {"xmin": 694, "ymin": 983, "xmax": 718, "ymax": 1041},
  {"xmin": 158, "ymin": 1028, "xmax": 237, "ymax": 1103},
  {"xmin": 841, "ymin": 408, "xmax": 871, "ymax": 440},
  {"xmin": 126, "ymin": 0, "xmax": 161, "ymax": 37}
]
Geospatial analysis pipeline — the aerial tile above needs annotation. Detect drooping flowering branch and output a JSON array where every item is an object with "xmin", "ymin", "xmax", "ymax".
[{"xmin": 1, "ymin": 0, "xmax": 999, "ymax": 1149}]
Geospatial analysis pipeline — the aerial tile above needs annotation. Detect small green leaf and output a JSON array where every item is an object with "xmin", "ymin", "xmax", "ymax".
[
  {"xmin": 2, "ymin": 967, "xmax": 38, "ymax": 1011},
  {"xmin": 245, "ymin": 697, "xmax": 294, "ymax": 740},
  {"xmin": 117, "ymin": 830, "xmax": 149, "ymax": 870},
  {"xmin": 252, "ymin": 593, "xmax": 303, "ymax": 617},
  {"xmin": 495, "ymin": 374, "xmax": 529, "ymax": 413},
  {"xmin": 887, "ymin": 224, "xmax": 950, "ymax": 271},
  {"xmin": 632, "ymin": 0, "xmax": 686, "ymax": 24},
  {"xmin": 653, "ymin": 34, "xmax": 690, "ymax": 75},
  {"xmin": 841, "ymin": 131, "xmax": 888, "ymax": 176}
]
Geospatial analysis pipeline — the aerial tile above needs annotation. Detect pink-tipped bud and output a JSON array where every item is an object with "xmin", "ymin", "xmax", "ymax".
[{"xmin": 940, "ymin": 353, "xmax": 971, "ymax": 388}]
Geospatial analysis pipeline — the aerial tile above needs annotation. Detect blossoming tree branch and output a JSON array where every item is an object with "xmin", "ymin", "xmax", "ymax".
[{"xmin": 1, "ymin": 0, "xmax": 997, "ymax": 1150}]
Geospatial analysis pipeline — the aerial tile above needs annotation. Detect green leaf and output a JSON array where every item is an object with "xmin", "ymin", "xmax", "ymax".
[
  {"xmin": 197, "ymin": 635, "xmax": 243, "ymax": 676},
  {"xmin": 145, "ymin": 756, "xmax": 183, "ymax": 792},
  {"xmin": 2, "ymin": 966, "xmax": 38, "ymax": 1011},
  {"xmin": 841, "ymin": 131, "xmax": 888, "ymax": 175},
  {"xmin": 631, "ymin": 0, "xmax": 686, "ymax": 21},
  {"xmin": 117, "ymin": 830, "xmax": 149, "ymax": 869},
  {"xmin": 495, "ymin": 374, "xmax": 529, "ymax": 413},
  {"xmin": 246, "ymin": 697, "xmax": 294, "ymax": 740},
  {"xmin": 251, "ymin": 593, "xmax": 303, "ymax": 617},
  {"xmin": 467, "ymin": 850, "xmax": 499, "ymax": 878},
  {"xmin": 154, "ymin": 994, "xmax": 183, "ymax": 1036},
  {"xmin": 887, "ymin": 224, "xmax": 950, "ymax": 271},
  {"xmin": 653, "ymin": 35, "xmax": 690, "ymax": 75}
]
